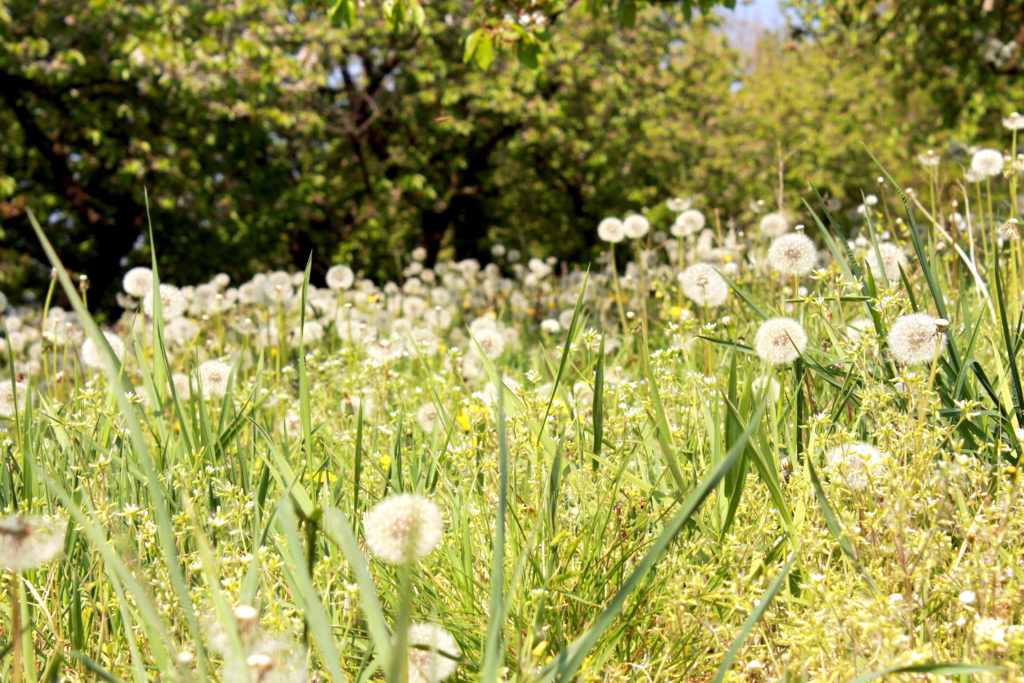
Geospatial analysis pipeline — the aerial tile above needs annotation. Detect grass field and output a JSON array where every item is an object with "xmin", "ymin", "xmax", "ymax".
[{"xmin": 2, "ymin": 148, "xmax": 1023, "ymax": 681}]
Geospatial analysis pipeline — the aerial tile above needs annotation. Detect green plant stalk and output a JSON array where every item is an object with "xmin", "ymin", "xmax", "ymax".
[
  {"xmin": 608, "ymin": 246, "xmax": 629, "ymax": 334},
  {"xmin": 1011, "ymin": 127, "xmax": 1019, "ymax": 221},
  {"xmin": 11, "ymin": 573, "xmax": 22, "ymax": 683}
]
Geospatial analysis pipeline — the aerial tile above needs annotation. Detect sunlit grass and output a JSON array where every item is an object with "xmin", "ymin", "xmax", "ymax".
[{"xmin": 1, "ymin": 144, "xmax": 1023, "ymax": 681}]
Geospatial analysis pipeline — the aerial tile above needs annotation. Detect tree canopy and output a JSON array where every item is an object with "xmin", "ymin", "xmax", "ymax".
[{"xmin": 0, "ymin": 0, "xmax": 1018, "ymax": 308}]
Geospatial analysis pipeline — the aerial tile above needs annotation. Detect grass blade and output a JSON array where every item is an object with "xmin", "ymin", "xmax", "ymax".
[
  {"xmin": 712, "ymin": 553, "xmax": 797, "ymax": 683},
  {"xmin": 540, "ymin": 394, "xmax": 767, "ymax": 683},
  {"xmin": 480, "ymin": 373, "xmax": 510, "ymax": 682}
]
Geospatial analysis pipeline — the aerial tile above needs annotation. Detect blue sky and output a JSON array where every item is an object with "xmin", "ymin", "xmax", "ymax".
[{"xmin": 719, "ymin": 0, "xmax": 787, "ymax": 50}]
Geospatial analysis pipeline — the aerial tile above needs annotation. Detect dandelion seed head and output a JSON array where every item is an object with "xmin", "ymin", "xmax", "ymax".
[
  {"xmin": 767, "ymin": 233, "xmax": 816, "ymax": 276},
  {"xmin": 81, "ymin": 331, "xmax": 126, "ymax": 370},
  {"xmin": 142, "ymin": 283, "xmax": 187, "ymax": 320},
  {"xmin": 197, "ymin": 359, "xmax": 232, "ymax": 399},
  {"xmin": 326, "ymin": 264, "xmax": 355, "ymax": 291},
  {"xmin": 623, "ymin": 214, "xmax": 650, "ymax": 239},
  {"xmin": 825, "ymin": 442, "xmax": 889, "ymax": 491},
  {"xmin": 672, "ymin": 209, "xmax": 706, "ymax": 237},
  {"xmin": 540, "ymin": 319, "xmax": 560, "ymax": 334},
  {"xmin": 0, "ymin": 515, "xmax": 66, "ymax": 572},
  {"xmin": 754, "ymin": 317, "xmax": 807, "ymax": 365},
  {"xmin": 759, "ymin": 212, "xmax": 790, "ymax": 238},
  {"xmin": 970, "ymin": 148, "xmax": 1005, "ymax": 178},
  {"xmin": 417, "ymin": 403, "xmax": 439, "ymax": 432},
  {"xmin": 406, "ymin": 622, "xmax": 460, "ymax": 683},
  {"xmin": 122, "ymin": 267, "xmax": 154, "ymax": 298},
  {"xmin": 364, "ymin": 493, "xmax": 443, "ymax": 564},
  {"xmin": 865, "ymin": 242, "xmax": 909, "ymax": 282},
  {"xmin": 0, "ymin": 379, "xmax": 28, "ymax": 418},
  {"xmin": 888, "ymin": 313, "xmax": 947, "ymax": 365},
  {"xmin": 597, "ymin": 217, "xmax": 625, "ymax": 243},
  {"xmin": 1002, "ymin": 112, "xmax": 1024, "ymax": 131},
  {"xmin": 677, "ymin": 263, "xmax": 729, "ymax": 308},
  {"xmin": 472, "ymin": 328, "xmax": 505, "ymax": 360}
]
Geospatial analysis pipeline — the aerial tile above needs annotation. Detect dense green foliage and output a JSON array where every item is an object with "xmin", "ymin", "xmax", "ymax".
[{"xmin": 0, "ymin": 1, "xmax": 1020, "ymax": 309}]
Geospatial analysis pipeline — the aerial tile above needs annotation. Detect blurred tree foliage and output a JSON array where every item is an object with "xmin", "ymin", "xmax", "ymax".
[
  {"xmin": 786, "ymin": 0, "xmax": 1024, "ymax": 140},
  {"xmin": 0, "ymin": 0, "xmax": 1016, "ymax": 308}
]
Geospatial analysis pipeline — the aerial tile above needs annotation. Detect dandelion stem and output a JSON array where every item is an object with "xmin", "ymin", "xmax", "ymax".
[{"xmin": 11, "ymin": 572, "xmax": 22, "ymax": 683}]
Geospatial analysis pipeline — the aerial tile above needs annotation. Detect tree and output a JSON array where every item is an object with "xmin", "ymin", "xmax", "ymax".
[
  {"xmin": 0, "ymin": 0, "xmax": 742, "ymax": 307},
  {"xmin": 786, "ymin": 0, "xmax": 1024, "ymax": 140}
]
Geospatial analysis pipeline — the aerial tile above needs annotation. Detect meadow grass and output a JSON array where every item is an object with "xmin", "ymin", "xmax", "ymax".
[{"xmin": 1, "ymin": 147, "xmax": 1023, "ymax": 681}]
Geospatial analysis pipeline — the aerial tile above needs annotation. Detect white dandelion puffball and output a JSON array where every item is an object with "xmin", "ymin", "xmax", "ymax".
[
  {"xmin": 416, "ymin": 403, "xmax": 439, "ymax": 432},
  {"xmin": 0, "ymin": 515, "xmax": 67, "ymax": 572},
  {"xmin": 623, "ymin": 214, "xmax": 650, "ymax": 239},
  {"xmin": 364, "ymin": 493, "xmax": 443, "ymax": 564},
  {"xmin": 540, "ymin": 318, "xmax": 561, "ymax": 334},
  {"xmin": 406, "ymin": 622, "xmax": 460, "ymax": 683},
  {"xmin": 754, "ymin": 317, "xmax": 808, "ymax": 365},
  {"xmin": 671, "ymin": 209, "xmax": 705, "ymax": 237},
  {"xmin": 759, "ymin": 212, "xmax": 790, "ymax": 238},
  {"xmin": 122, "ymin": 267, "xmax": 154, "ymax": 298},
  {"xmin": 825, "ymin": 442, "xmax": 889, "ymax": 491},
  {"xmin": 867, "ymin": 244, "xmax": 909, "ymax": 283},
  {"xmin": 678, "ymin": 263, "xmax": 729, "ymax": 308},
  {"xmin": 472, "ymin": 328, "xmax": 505, "ymax": 360},
  {"xmin": 171, "ymin": 373, "xmax": 192, "ymax": 399},
  {"xmin": 767, "ymin": 233, "xmax": 816, "ymax": 276},
  {"xmin": 597, "ymin": 217, "xmax": 625, "ymax": 243},
  {"xmin": 1003, "ymin": 112, "xmax": 1024, "ymax": 131},
  {"xmin": 888, "ymin": 313, "xmax": 947, "ymax": 365},
  {"xmin": 325, "ymin": 264, "xmax": 355, "ymax": 291},
  {"xmin": 846, "ymin": 317, "xmax": 873, "ymax": 343},
  {"xmin": 80, "ymin": 331, "xmax": 127, "ymax": 370},
  {"xmin": 197, "ymin": 359, "xmax": 232, "ymax": 399},
  {"xmin": 0, "ymin": 379, "xmax": 28, "ymax": 418},
  {"xmin": 142, "ymin": 283, "xmax": 187, "ymax": 320},
  {"xmin": 970, "ymin": 148, "xmax": 1004, "ymax": 178}
]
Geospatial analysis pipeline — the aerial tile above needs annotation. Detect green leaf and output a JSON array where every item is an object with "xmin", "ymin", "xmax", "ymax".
[
  {"xmin": 712, "ymin": 554, "xmax": 797, "ymax": 682},
  {"xmin": 464, "ymin": 29, "xmax": 484, "ymax": 65},
  {"xmin": 517, "ymin": 40, "xmax": 540, "ymax": 69},
  {"xmin": 328, "ymin": 0, "xmax": 356, "ymax": 26},
  {"xmin": 848, "ymin": 663, "xmax": 1005, "ymax": 683},
  {"xmin": 481, "ymin": 375, "xmax": 510, "ymax": 681},
  {"xmin": 540, "ymin": 394, "xmax": 768, "ymax": 682},
  {"xmin": 474, "ymin": 33, "xmax": 495, "ymax": 71}
]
